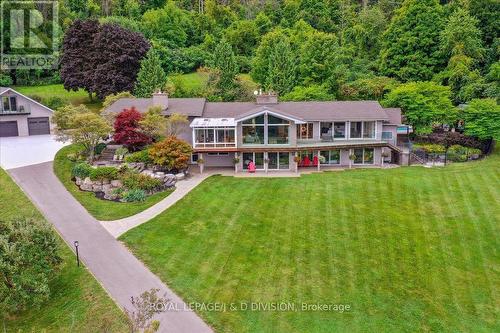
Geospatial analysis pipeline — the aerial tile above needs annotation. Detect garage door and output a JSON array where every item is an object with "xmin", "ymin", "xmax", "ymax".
[
  {"xmin": 0, "ymin": 121, "xmax": 19, "ymax": 137},
  {"xmin": 28, "ymin": 117, "xmax": 50, "ymax": 135}
]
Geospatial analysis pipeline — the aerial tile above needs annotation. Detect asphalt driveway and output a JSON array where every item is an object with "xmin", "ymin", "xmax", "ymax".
[
  {"xmin": 8, "ymin": 162, "xmax": 212, "ymax": 333},
  {"xmin": 0, "ymin": 135, "xmax": 68, "ymax": 170}
]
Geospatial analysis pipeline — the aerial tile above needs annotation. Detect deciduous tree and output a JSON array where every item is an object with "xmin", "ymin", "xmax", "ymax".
[
  {"xmin": 113, "ymin": 107, "xmax": 152, "ymax": 150},
  {"xmin": 383, "ymin": 81, "xmax": 458, "ymax": 134},
  {"xmin": 461, "ymin": 98, "xmax": 500, "ymax": 140},
  {"xmin": 53, "ymin": 105, "xmax": 112, "ymax": 160},
  {"xmin": 0, "ymin": 218, "xmax": 61, "ymax": 314}
]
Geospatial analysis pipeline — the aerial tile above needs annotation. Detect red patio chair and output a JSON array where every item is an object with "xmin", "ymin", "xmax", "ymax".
[
  {"xmin": 313, "ymin": 155, "xmax": 319, "ymax": 166},
  {"xmin": 248, "ymin": 161, "xmax": 256, "ymax": 173},
  {"xmin": 302, "ymin": 156, "xmax": 311, "ymax": 167}
]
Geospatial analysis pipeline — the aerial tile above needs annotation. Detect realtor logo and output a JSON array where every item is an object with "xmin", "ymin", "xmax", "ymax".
[{"xmin": 1, "ymin": 1, "xmax": 58, "ymax": 69}]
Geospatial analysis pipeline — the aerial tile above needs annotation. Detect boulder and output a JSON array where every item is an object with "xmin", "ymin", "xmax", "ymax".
[
  {"xmin": 92, "ymin": 184, "xmax": 103, "ymax": 192},
  {"xmin": 75, "ymin": 177, "xmax": 82, "ymax": 186},
  {"xmin": 111, "ymin": 179, "xmax": 122, "ymax": 188},
  {"xmin": 164, "ymin": 174, "xmax": 177, "ymax": 187},
  {"xmin": 175, "ymin": 173, "xmax": 185, "ymax": 180},
  {"xmin": 102, "ymin": 184, "xmax": 112, "ymax": 192},
  {"xmin": 102, "ymin": 179, "xmax": 110, "ymax": 185},
  {"xmin": 80, "ymin": 177, "xmax": 94, "ymax": 191}
]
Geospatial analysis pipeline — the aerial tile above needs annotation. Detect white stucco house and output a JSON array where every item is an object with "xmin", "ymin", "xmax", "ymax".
[{"xmin": 0, "ymin": 87, "xmax": 54, "ymax": 137}]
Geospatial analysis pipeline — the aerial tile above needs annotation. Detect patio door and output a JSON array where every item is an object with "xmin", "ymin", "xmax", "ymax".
[
  {"xmin": 267, "ymin": 152, "xmax": 289, "ymax": 170},
  {"xmin": 268, "ymin": 152, "xmax": 278, "ymax": 170},
  {"xmin": 243, "ymin": 152, "xmax": 264, "ymax": 170}
]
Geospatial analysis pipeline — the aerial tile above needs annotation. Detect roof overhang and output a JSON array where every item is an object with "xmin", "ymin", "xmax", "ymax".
[
  {"xmin": 235, "ymin": 107, "xmax": 306, "ymax": 124},
  {"xmin": 190, "ymin": 117, "xmax": 236, "ymax": 128}
]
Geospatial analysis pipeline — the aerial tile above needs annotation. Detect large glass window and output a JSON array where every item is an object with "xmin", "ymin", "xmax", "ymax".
[
  {"xmin": 350, "ymin": 122, "xmax": 362, "ymax": 139},
  {"xmin": 353, "ymin": 148, "xmax": 374, "ymax": 164},
  {"xmin": 195, "ymin": 128, "xmax": 235, "ymax": 147},
  {"xmin": 279, "ymin": 152, "xmax": 289, "ymax": 169},
  {"xmin": 242, "ymin": 125, "xmax": 264, "ymax": 144},
  {"xmin": 333, "ymin": 122, "xmax": 346, "ymax": 139},
  {"xmin": 268, "ymin": 125, "xmax": 288, "ymax": 144},
  {"xmin": 268, "ymin": 115, "xmax": 289, "ymax": 144},
  {"xmin": 353, "ymin": 148, "xmax": 363, "ymax": 164},
  {"xmin": 382, "ymin": 131, "xmax": 393, "ymax": 140},
  {"xmin": 320, "ymin": 122, "xmax": 333, "ymax": 140},
  {"xmin": 242, "ymin": 115, "xmax": 265, "ymax": 144},
  {"xmin": 320, "ymin": 150, "xmax": 340, "ymax": 165},
  {"xmin": 2, "ymin": 97, "xmax": 10, "ymax": 111},
  {"xmin": 363, "ymin": 121, "xmax": 376, "ymax": 139},
  {"xmin": 297, "ymin": 123, "xmax": 314, "ymax": 139}
]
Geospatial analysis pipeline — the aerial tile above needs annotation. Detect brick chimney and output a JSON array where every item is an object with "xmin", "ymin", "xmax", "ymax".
[
  {"xmin": 256, "ymin": 91, "xmax": 278, "ymax": 105},
  {"xmin": 152, "ymin": 91, "xmax": 168, "ymax": 109}
]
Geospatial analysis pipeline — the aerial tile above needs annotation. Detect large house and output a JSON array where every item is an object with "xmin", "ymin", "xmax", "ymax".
[
  {"xmin": 107, "ymin": 92, "xmax": 411, "ymax": 172},
  {"xmin": 0, "ymin": 87, "xmax": 54, "ymax": 137}
]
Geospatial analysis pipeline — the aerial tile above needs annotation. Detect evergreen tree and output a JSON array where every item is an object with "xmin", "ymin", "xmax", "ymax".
[
  {"xmin": 266, "ymin": 38, "xmax": 298, "ymax": 95},
  {"xmin": 134, "ymin": 48, "xmax": 167, "ymax": 98},
  {"xmin": 212, "ymin": 38, "xmax": 239, "ymax": 93},
  {"xmin": 440, "ymin": 8, "xmax": 483, "ymax": 60},
  {"xmin": 379, "ymin": 0, "xmax": 445, "ymax": 82}
]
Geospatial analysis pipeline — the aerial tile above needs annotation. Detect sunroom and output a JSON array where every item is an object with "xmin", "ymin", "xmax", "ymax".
[{"xmin": 190, "ymin": 118, "xmax": 236, "ymax": 149}]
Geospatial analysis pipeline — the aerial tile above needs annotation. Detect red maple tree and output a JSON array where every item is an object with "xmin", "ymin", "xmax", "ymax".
[{"xmin": 113, "ymin": 107, "xmax": 151, "ymax": 150}]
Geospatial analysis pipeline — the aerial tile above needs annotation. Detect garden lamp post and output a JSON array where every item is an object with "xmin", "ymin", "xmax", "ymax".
[{"xmin": 74, "ymin": 240, "xmax": 80, "ymax": 267}]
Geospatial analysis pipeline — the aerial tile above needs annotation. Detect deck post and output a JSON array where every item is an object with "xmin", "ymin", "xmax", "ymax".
[
  {"xmin": 317, "ymin": 150, "xmax": 321, "ymax": 171},
  {"xmin": 199, "ymin": 153, "xmax": 204, "ymax": 174}
]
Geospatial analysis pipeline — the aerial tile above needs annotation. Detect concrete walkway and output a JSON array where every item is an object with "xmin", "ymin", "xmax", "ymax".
[
  {"xmin": 100, "ymin": 172, "xmax": 213, "ymax": 238},
  {"xmin": 8, "ymin": 162, "xmax": 213, "ymax": 333}
]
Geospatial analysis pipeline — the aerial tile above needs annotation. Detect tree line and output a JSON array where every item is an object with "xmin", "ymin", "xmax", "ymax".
[{"xmin": 0, "ymin": 0, "xmax": 498, "ymax": 138}]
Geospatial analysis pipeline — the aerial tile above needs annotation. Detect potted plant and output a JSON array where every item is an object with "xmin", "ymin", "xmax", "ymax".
[
  {"xmin": 232, "ymin": 156, "xmax": 240, "ymax": 173},
  {"xmin": 348, "ymin": 153, "xmax": 356, "ymax": 169},
  {"xmin": 293, "ymin": 155, "xmax": 301, "ymax": 173}
]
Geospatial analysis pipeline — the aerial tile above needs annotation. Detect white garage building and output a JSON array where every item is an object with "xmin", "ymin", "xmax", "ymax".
[{"xmin": 0, "ymin": 87, "xmax": 54, "ymax": 137}]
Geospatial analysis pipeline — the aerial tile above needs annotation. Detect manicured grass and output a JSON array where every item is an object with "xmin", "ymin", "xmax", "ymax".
[
  {"xmin": 54, "ymin": 144, "xmax": 172, "ymax": 221},
  {"xmin": 171, "ymin": 72, "xmax": 209, "ymax": 91},
  {"xmin": 121, "ymin": 150, "xmax": 500, "ymax": 333},
  {"xmin": 0, "ymin": 168, "xmax": 127, "ymax": 332},
  {"xmin": 14, "ymin": 84, "xmax": 103, "ymax": 111}
]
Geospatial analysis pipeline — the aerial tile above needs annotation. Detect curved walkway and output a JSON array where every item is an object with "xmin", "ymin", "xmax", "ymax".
[
  {"xmin": 8, "ymin": 162, "xmax": 213, "ymax": 333},
  {"xmin": 100, "ymin": 172, "xmax": 213, "ymax": 238}
]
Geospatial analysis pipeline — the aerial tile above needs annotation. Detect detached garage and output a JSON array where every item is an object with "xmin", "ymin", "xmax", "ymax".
[{"xmin": 0, "ymin": 87, "xmax": 54, "ymax": 137}]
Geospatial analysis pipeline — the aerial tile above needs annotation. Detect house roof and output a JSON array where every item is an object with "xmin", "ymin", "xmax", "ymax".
[
  {"xmin": 0, "ymin": 86, "xmax": 53, "ymax": 113},
  {"xmin": 107, "ymin": 97, "xmax": 394, "ymax": 122},
  {"xmin": 106, "ymin": 97, "xmax": 206, "ymax": 117},
  {"xmin": 203, "ymin": 101, "xmax": 389, "ymax": 121},
  {"xmin": 383, "ymin": 108, "xmax": 402, "ymax": 125}
]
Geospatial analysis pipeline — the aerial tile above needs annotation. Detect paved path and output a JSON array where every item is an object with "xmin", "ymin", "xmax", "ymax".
[
  {"xmin": 8, "ymin": 162, "xmax": 213, "ymax": 333},
  {"xmin": 101, "ymin": 172, "xmax": 212, "ymax": 238}
]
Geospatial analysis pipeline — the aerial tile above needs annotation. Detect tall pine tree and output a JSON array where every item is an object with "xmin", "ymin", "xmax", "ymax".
[
  {"xmin": 134, "ymin": 48, "xmax": 167, "ymax": 98},
  {"xmin": 266, "ymin": 38, "xmax": 298, "ymax": 95}
]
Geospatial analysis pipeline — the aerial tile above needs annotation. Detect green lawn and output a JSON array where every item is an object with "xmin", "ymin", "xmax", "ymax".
[
  {"xmin": 0, "ymin": 168, "xmax": 127, "ymax": 332},
  {"xmin": 121, "ymin": 150, "xmax": 500, "ymax": 333},
  {"xmin": 54, "ymin": 144, "xmax": 172, "ymax": 221},
  {"xmin": 14, "ymin": 84, "xmax": 103, "ymax": 111}
]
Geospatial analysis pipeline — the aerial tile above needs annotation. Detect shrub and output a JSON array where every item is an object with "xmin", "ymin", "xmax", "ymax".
[
  {"xmin": 89, "ymin": 167, "xmax": 119, "ymax": 181},
  {"xmin": 43, "ymin": 96, "xmax": 66, "ymax": 110},
  {"xmin": 125, "ymin": 149, "xmax": 153, "ymax": 164},
  {"xmin": 121, "ymin": 173, "xmax": 163, "ymax": 191},
  {"xmin": 72, "ymin": 163, "xmax": 93, "ymax": 179},
  {"xmin": 414, "ymin": 144, "xmax": 446, "ymax": 154},
  {"xmin": 94, "ymin": 143, "xmax": 107, "ymax": 156},
  {"xmin": 115, "ymin": 147, "xmax": 129, "ymax": 156},
  {"xmin": 149, "ymin": 137, "xmax": 193, "ymax": 171},
  {"xmin": 122, "ymin": 189, "xmax": 146, "ymax": 202}
]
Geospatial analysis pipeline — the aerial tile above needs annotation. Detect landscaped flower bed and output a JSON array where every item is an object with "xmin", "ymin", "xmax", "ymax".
[{"xmin": 72, "ymin": 162, "xmax": 178, "ymax": 202}]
